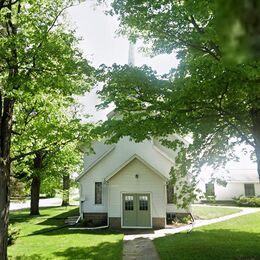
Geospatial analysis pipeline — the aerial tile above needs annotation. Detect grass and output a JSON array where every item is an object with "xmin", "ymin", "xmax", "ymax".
[
  {"xmin": 192, "ymin": 205, "xmax": 242, "ymax": 220},
  {"xmin": 8, "ymin": 206, "xmax": 123, "ymax": 259},
  {"xmin": 154, "ymin": 211, "xmax": 260, "ymax": 260}
]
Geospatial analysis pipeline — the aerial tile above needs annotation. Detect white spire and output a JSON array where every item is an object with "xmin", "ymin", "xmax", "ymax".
[{"xmin": 128, "ymin": 42, "xmax": 135, "ymax": 66}]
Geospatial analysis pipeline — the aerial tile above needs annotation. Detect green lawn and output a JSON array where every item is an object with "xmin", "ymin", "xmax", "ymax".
[
  {"xmin": 154, "ymin": 211, "xmax": 260, "ymax": 260},
  {"xmin": 192, "ymin": 205, "xmax": 241, "ymax": 220},
  {"xmin": 8, "ymin": 207, "xmax": 123, "ymax": 259}
]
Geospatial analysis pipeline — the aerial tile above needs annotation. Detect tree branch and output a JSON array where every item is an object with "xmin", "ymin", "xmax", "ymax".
[
  {"xmin": 0, "ymin": 0, "xmax": 19, "ymax": 11},
  {"xmin": 11, "ymin": 138, "xmax": 74, "ymax": 162},
  {"xmin": 227, "ymin": 120, "xmax": 255, "ymax": 148},
  {"xmin": 23, "ymin": 2, "xmax": 80, "ymax": 79},
  {"xmin": 178, "ymin": 39, "xmax": 220, "ymax": 61},
  {"xmin": 188, "ymin": 15, "xmax": 204, "ymax": 34},
  {"xmin": 11, "ymin": 130, "xmax": 21, "ymax": 135}
]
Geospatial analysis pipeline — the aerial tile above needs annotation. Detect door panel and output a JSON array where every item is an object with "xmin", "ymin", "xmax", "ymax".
[
  {"xmin": 122, "ymin": 193, "xmax": 151, "ymax": 227},
  {"xmin": 123, "ymin": 194, "xmax": 136, "ymax": 226},
  {"xmin": 137, "ymin": 194, "xmax": 151, "ymax": 227}
]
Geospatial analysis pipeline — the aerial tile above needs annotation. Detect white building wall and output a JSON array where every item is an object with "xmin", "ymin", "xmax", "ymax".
[
  {"xmin": 215, "ymin": 183, "xmax": 245, "ymax": 200},
  {"xmin": 255, "ymin": 183, "xmax": 260, "ymax": 195},
  {"xmin": 108, "ymin": 158, "xmax": 166, "ymax": 218},
  {"xmin": 83, "ymin": 137, "xmax": 174, "ymax": 180},
  {"xmin": 83, "ymin": 142, "xmax": 114, "ymax": 171},
  {"xmin": 79, "ymin": 137, "xmax": 174, "ymax": 214},
  {"xmin": 79, "ymin": 136, "xmax": 190, "ymax": 215},
  {"xmin": 199, "ymin": 181, "xmax": 260, "ymax": 201}
]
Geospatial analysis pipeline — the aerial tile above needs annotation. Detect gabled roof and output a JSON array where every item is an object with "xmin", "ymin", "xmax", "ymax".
[
  {"xmin": 228, "ymin": 169, "xmax": 259, "ymax": 183},
  {"xmin": 77, "ymin": 136, "xmax": 178, "ymax": 181},
  {"xmin": 105, "ymin": 154, "xmax": 168, "ymax": 182},
  {"xmin": 76, "ymin": 145, "xmax": 115, "ymax": 181}
]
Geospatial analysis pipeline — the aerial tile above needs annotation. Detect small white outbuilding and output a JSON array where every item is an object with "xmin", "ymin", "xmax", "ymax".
[{"xmin": 198, "ymin": 169, "xmax": 260, "ymax": 201}]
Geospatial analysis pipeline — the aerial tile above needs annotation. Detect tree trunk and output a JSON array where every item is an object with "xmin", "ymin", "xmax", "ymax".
[
  {"xmin": 251, "ymin": 108, "xmax": 260, "ymax": 180},
  {"xmin": 62, "ymin": 174, "xmax": 70, "ymax": 207},
  {"xmin": 0, "ymin": 98, "xmax": 15, "ymax": 260},
  {"xmin": 30, "ymin": 175, "xmax": 41, "ymax": 215},
  {"xmin": 30, "ymin": 152, "xmax": 43, "ymax": 215}
]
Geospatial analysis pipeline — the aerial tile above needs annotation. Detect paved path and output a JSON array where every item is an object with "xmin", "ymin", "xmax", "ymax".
[
  {"xmin": 123, "ymin": 207, "xmax": 260, "ymax": 259},
  {"xmin": 192, "ymin": 203, "xmax": 242, "ymax": 209},
  {"xmin": 123, "ymin": 237, "xmax": 160, "ymax": 260},
  {"xmin": 10, "ymin": 198, "xmax": 62, "ymax": 211}
]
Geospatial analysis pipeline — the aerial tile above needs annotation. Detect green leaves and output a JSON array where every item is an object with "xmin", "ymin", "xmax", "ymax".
[
  {"xmin": 11, "ymin": 92, "xmax": 93, "ymax": 191},
  {"xmin": 0, "ymin": 0, "xmax": 95, "ymax": 98},
  {"xmin": 0, "ymin": 0, "xmax": 96, "ymax": 194},
  {"xmin": 94, "ymin": 0, "xmax": 260, "ymax": 206}
]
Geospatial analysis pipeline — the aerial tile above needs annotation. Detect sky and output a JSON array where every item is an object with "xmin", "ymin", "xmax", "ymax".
[
  {"xmin": 67, "ymin": 1, "xmax": 256, "ymax": 172},
  {"xmin": 67, "ymin": 1, "xmax": 178, "ymax": 122}
]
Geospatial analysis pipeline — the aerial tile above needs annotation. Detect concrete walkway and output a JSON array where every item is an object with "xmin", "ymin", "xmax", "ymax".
[
  {"xmin": 123, "ymin": 207, "xmax": 260, "ymax": 259},
  {"xmin": 123, "ymin": 237, "xmax": 160, "ymax": 260}
]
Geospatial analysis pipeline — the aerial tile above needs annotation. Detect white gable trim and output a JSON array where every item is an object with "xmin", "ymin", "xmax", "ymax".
[
  {"xmin": 76, "ymin": 145, "xmax": 116, "ymax": 181},
  {"xmin": 105, "ymin": 154, "xmax": 169, "ymax": 182},
  {"xmin": 152, "ymin": 142, "xmax": 175, "ymax": 164},
  {"xmin": 229, "ymin": 180, "xmax": 260, "ymax": 184}
]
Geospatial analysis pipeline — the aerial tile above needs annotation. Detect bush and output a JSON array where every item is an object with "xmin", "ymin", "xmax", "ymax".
[
  {"xmin": 233, "ymin": 196, "xmax": 260, "ymax": 207},
  {"xmin": 204, "ymin": 192, "xmax": 216, "ymax": 203},
  {"xmin": 178, "ymin": 215, "xmax": 193, "ymax": 224},
  {"xmin": 8, "ymin": 224, "xmax": 20, "ymax": 246},
  {"xmin": 167, "ymin": 213, "xmax": 193, "ymax": 224}
]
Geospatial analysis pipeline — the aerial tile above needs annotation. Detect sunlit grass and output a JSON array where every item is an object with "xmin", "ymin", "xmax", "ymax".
[
  {"xmin": 192, "ymin": 205, "xmax": 241, "ymax": 219},
  {"xmin": 154, "ymin": 211, "xmax": 260, "ymax": 260},
  {"xmin": 8, "ymin": 207, "xmax": 123, "ymax": 259}
]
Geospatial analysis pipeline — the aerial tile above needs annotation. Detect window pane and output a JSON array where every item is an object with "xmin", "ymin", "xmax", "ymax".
[
  {"xmin": 95, "ymin": 182, "xmax": 102, "ymax": 204},
  {"xmin": 167, "ymin": 184, "xmax": 174, "ymax": 204},
  {"xmin": 244, "ymin": 184, "xmax": 255, "ymax": 197},
  {"xmin": 125, "ymin": 196, "xmax": 134, "ymax": 210},
  {"xmin": 205, "ymin": 183, "xmax": 215, "ymax": 196},
  {"xmin": 139, "ymin": 195, "xmax": 148, "ymax": 211}
]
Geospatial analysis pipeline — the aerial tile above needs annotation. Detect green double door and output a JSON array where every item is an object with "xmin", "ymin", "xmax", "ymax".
[{"xmin": 122, "ymin": 193, "xmax": 151, "ymax": 227}]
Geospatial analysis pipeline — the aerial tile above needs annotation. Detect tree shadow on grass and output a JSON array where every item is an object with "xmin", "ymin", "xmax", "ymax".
[
  {"xmin": 9, "ymin": 254, "xmax": 42, "ymax": 260},
  {"xmin": 9, "ymin": 241, "xmax": 122, "ymax": 260},
  {"xmin": 53, "ymin": 241, "xmax": 122, "ymax": 260},
  {"xmin": 9, "ymin": 206, "xmax": 78, "ymax": 225},
  {"xmin": 30, "ymin": 226, "xmax": 123, "ymax": 237},
  {"xmin": 154, "ymin": 229, "xmax": 260, "ymax": 260},
  {"xmin": 25, "ymin": 207, "xmax": 123, "ymax": 237},
  {"xmin": 9, "ymin": 213, "xmax": 50, "ymax": 225}
]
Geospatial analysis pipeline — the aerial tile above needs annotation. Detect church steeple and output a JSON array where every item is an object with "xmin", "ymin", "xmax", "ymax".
[{"xmin": 128, "ymin": 42, "xmax": 135, "ymax": 66}]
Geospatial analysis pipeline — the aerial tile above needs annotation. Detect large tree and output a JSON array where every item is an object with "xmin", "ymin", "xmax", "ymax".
[
  {"xmin": 0, "ymin": 0, "xmax": 93, "ymax": 258},
  {"xmin": 12, "ymin": 95, "xmax": 91, "ymax": 215},
  {"xmin": 96, "ymin": 0, "xmax": 260, "ymax": 185}
]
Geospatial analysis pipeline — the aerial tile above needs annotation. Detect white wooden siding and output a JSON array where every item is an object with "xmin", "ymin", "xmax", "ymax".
[
  {"xmin": 108, "ymin": 158, "xmax": 166, "ymax": 218},
  {"xmin": 79, "ymin": 136, "xmax": 189, "ymax": 214}
]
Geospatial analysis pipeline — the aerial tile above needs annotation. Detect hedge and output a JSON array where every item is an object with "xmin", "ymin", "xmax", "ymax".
[{"xmin": 233, "ymin": 196, "xmax": 260, "ymax": 207}]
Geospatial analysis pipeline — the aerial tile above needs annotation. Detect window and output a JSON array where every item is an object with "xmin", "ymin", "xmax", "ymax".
[
  {"xmin": 95, "ymin": 182, "xmax": 102, "ymax": 204},
  {"xmin": 244, "ymin": 184, "xmax": 255, "ymax": 197},
  {"xmin": 167, "ymin": 184, "xmax": 174, "ymax": 204},
  {"xmin": 205, "ymin": 183, "xmax": 215, "ymax": 196},
  {"xmin": 125, "ymin": 196, "xmax": 134, "ymax": 210},
  {"xmin": 139, "ymin": 196, "xmax": 148, "ymax": 211}
]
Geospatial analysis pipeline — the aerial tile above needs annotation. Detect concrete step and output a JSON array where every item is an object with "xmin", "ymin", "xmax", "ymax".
[{"xmin": 65, "ymin": 216, "xmax": 80, "ymax": 225}]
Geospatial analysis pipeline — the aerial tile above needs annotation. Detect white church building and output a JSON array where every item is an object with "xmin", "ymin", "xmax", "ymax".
[{"xmin": 77, "ymin": 129, "xmax": 190, "ymax": 229}]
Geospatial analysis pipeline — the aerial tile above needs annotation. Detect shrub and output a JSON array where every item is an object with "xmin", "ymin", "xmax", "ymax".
[
  {"xmin": 178, "ymin": 215, "xmax": 192, "ymax": 224},
  {"xmin": 8, "ymin": 224, "xmax": 20, "ymax": 246},
  {"xmin": 204, "ymin": 192, "xmax": 216, "ymax": 203},
  {"xmin": 233, "ymin": 196, "xmax": 260, "ymax": 207}
]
